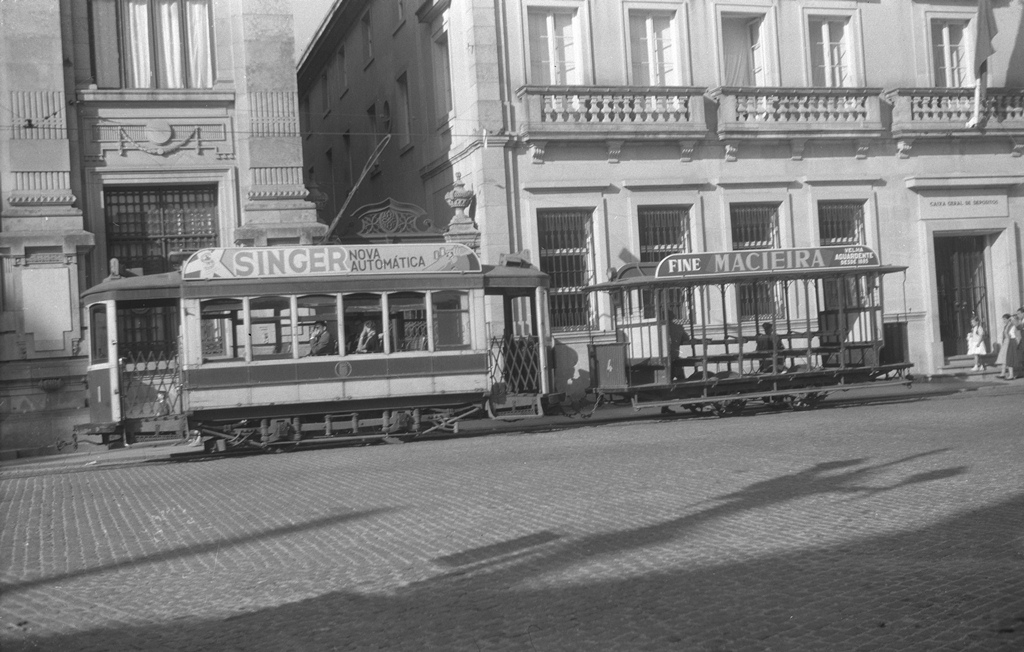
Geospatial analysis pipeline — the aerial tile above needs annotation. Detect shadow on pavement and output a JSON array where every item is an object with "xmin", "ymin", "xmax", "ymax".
[
  {"xmin": 0, "ymin": 508, "xmax": 393, "ymax": 594},
  {"xmin": 5, "ymin": 456, "xmax": 1018, "ymax": 651}
]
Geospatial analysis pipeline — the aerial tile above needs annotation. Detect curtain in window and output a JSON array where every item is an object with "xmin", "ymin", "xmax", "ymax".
[
  {"xmin": 124, "ymin": 0, "xmax": 153, "ymax": 88},
  {"xmin": 187, "ymin": 0, "xmax": 213, "ymax": 87},
  {"xmin": 155, "ymin": 0, "xmax": 184, "ymax": 88},
  {"xmin": 722, "ymin": 17, "xmax": 754, "ymax": 86}
]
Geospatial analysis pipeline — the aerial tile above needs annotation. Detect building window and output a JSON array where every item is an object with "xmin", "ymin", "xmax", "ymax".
[
  {"xmin": 433, "ymin": 31, "xmax": 454, "ymax": 116},
  {"xmin": 104, "ymin": 185, "xmax": 218, "ymax": 274},
  {"xmin": 808, "ymin": 16, "xmax": 853, "ymax": 87},
  {"xmin": 342, "ymin": 131, "xmax": 353, "ymax": 188},
  {"xmin": 638, "ymin": 205, "xmax": 691, "ymax": 321},
  {"xmin": 397, "ymin": 73, "xmax": 412, "ymax": 146},
  {"xmin": 538, "ymin": 208, "xmax": 593, "ymax": 331},
  {"xmin": 818, "ymin": 201, "xmax": 865, "ymax": 246},
  {"xmin": 638, "ymin": 205, "xmax": 690, "ymax": 263},
  {"xmin": 931, "ymin": 19, "xmax": 969, "ymax": 87},
  {"xmin": 366, "ymin": 104, "xmax": 378, "ymax": 140},
  {"xmin": 320, "ymin": 72, "xmax": 330, "ymax": 114},
  {"xmin": 361, "ymin": 10, "xmax": 373, "ymax": 63},
  {"xmin": 336, "ymin": 47, "xmax": 347, "ymax": 97},
  {"xmin": 628, "ymin": 11, "xmax": 678, "ymax": 86},
  {"xmin": 90, "ymin": 0, "xmax": 214, "ymax": 89},
  {"xmin": 819, "ymin": 201, "xmax": 867, "ymax": 310},
  {"xmin": 528, "ymin": 8, "xmax": 580, "ymax": 85},
  {"xmin": 731, "ymin": 203, "xmax": 781, "ymax": 321},
  {"xmin": 721, "ymin": 13, "xmax": 767, "ymax": 87}
]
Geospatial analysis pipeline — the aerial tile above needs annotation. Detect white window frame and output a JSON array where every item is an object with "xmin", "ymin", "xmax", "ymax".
[
  {"xmin": 930, "ymin": 18, "xmax": 971, "ymax": 87},
  {"xmin": 801, "ymin": 8, "xmax": 864, "ymax": 88},
  {"xmin": 524, "ymin": 1, "xmax": 591, "ymax": 86},
  {"xmin": 715, "ymin": 5, "xmax": 779, "ymax": 88},
  {"xmin": 623, "ymin": 3, "xmax": 687, "ymax": 87},
  {"xmin": 917, "ymin": 6, "xmax": 978, "ymax": 88}
]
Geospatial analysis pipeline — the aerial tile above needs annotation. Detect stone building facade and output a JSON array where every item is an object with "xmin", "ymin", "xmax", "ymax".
[
  {"xmin": 302, "ymin": 0, "xmax": 1024, "ymax": 398},
  {"xmin": 0, "ymin": 0, "xmax": 323, "ymax": 451}
]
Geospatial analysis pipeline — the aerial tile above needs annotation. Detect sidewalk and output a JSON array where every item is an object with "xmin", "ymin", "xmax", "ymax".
[{"xmin": 1, "ymin": 375, "xmax": 1014, "ymax": 473}]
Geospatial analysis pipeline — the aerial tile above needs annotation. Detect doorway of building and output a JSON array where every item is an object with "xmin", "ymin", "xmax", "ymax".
[{"xmin": 934, "ymin": 235, "xmax": 988, "ymax": 357}]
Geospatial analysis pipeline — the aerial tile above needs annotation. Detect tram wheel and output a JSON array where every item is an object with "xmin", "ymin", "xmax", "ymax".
[
  {"xmin": 711, "ymin": 399, "xmax": 746, "ymax": 417},
  {"xmin": 687, "ymin": 403, "xmax": 709, "ymax": 415}
]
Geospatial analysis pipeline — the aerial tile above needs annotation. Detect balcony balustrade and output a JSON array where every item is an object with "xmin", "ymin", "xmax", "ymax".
[
  {"xmin": 887, "ymin": 88, "xmax": 1024, "ymax": 138},
  {"xmin": 515, "ymin": 86, "xmax": 709, "ymax": 153},
  {"xmin": 710, "ymin": 87, "xmax": 885, "ymax": 141}
]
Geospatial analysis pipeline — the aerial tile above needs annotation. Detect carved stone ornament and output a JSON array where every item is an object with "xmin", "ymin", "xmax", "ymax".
[
  {"xmin": 444, "ymin": 173, "xmax": 481, "ymax": 251},
  {"xmin": 340, "ymin": 198, "xmax": 439, "ymax": 242}
]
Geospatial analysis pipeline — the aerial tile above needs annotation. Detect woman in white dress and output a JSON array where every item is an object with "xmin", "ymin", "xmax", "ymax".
[{"xmin": 966, "ymin": 315, "xmax": 987, "ymax": 371}]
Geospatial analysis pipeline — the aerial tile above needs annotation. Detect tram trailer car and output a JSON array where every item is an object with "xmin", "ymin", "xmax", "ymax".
[
  {"xmin": 585, "ymin": 245, "xmax": 914, "ymax": 416},
  {"xmin": 74, "ymin": 243, "xmax": 560, "ymax": 451}
]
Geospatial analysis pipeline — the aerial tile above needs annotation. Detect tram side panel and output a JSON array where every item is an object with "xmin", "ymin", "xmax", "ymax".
[{"xmin": 180, "ymin": 352, "xmax": 492, "ymax": 417}]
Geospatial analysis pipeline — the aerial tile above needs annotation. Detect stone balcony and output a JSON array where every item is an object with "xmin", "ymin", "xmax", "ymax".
[
  {"xmin": 709, "ymin": 86, "xmax": 885, "ymax": 160},
  {"xmin": 886, "ymin": 88, "xmax": 1024, "ymax": 157},
  {"xmin": 514, "ymin": 86, "xmax": 710, "ymax": 162}
]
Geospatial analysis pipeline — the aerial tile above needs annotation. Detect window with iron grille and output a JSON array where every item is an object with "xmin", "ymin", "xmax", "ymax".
[
  {"xmin": 105, "ymin": 185, "xmax": 219, "ymax": 274},
  {"xmin": 730, "ymin": 203, "xmax": 781, "ymax": 320},
  {"xmin": 819, "ymin": 200, "xmax": 868, "ymax": 308},
  {"xmin": 818, "ymin": 201, "xmax": 864, "ymax": 245},
  {"xmin": 638, "ymin": 205, "xmax": 690, "ymax": 263},
  {"xmin": 638, "ymin": 205, "xmax": 692, "ymax": 321},
  {"xmin": 538, "ymin": 208, "xmax": 593, "ymax": 331}
]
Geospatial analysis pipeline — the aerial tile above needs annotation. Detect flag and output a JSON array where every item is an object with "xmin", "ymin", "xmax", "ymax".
[{"xmin": 966, "ymin": 0, "xmax": 998, "ymax": 128}]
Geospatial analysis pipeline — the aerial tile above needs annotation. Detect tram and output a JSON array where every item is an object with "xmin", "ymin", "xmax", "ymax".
[
  {"xmin": 74, "ymin": 242, "xmax": 559, "ymax": 451},
  {"xmin": 585, "ymin": 245, "xmax": 913, "ymax": 415}
]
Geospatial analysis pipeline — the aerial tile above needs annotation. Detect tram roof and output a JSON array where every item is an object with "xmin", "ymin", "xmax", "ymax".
[
  {"xmin": 81, "ymin": 263, "xmax": 547, "ymax": 303},
  {"xmin": 587, "ymin": 261, "xmax": 909, "ymax": 292}
]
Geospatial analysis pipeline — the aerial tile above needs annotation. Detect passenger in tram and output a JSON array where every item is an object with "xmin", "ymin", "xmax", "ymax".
[
  {"xmin": 666, "ymin": 310, "xmax": 690, "ymax": 381},
  {"xmin": 755, "ymin": 322, "xmax": 783, "ymax": 372},
  {"xmin": 354, "ymin": 320, "xmax": 381, "ymax": 353},
  {"xmin": 305, "ymin": 321, "xmax": 335, "ymax": 357}
]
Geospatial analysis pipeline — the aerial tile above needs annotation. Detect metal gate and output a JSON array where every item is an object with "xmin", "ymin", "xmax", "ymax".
[
  {"xmin": 488, "ymin": 336, "xmax": 541, "ymax": 395},
  {"xmin": 120, "ymin": 349, "xmax": 182, "ymax": 419},
  {"xmin": 935, "ymin": 235, "xmax": 988, "ymax": 357}
]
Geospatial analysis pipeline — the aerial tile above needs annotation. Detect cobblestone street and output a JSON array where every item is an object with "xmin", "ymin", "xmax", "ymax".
[{"xmin": 2, "ymin": 384, "xmax": 1023, "ymax": 651}]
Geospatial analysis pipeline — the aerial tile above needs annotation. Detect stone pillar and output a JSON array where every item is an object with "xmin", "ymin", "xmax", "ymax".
[
  {"xmin": 0, "ymin": 0, "xmax": 94, "ymax": 452},
  {"xmin": 231, "ymin": 0, "xmax": 325, "ymax": 246}
]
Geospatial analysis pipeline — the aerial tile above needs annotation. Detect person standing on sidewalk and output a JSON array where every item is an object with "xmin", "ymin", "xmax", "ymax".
[
  {"xmin": 966, "ymin": 315, "xmax": 988, "ymax": 371},
  {"xmin": 995, "ymin": 313, "xmax": 1019, "ymax": 380}
]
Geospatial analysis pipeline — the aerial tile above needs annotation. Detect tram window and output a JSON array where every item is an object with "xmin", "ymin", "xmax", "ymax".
[
  {"xmin": 297, "ymin": 295, "xmax": 339, "ymax": 356},
  {"xmin": 90, "ymin": 304, "xmax": 108, "ymax": 364},
  {"xmin": 389, "ymin": 292, "xmax": 428, "ymax": 352},
  {"xmin": 200, "ymin": 299, "xmax": 243, "ymax": 361},
  {"xmin": 116, "ymin": 299, "xmax": 179, "ymax": 358},
  {"xmin": 432, "ymin": 291, "xmax": 471, "ymax": 350},
  {"xmin": 250, "ymin": 296, "xmax": 294, "ymax": 360},
  {"xmin": 343, "ymin": 293, "xmax": 383, "ymax": 353}
]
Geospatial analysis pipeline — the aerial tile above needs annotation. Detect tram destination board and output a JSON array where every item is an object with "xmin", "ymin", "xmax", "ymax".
[
  {"xmin": 181, "ymin": 243, "xmax": 481, "ymax": 280},
  {"xmin": 655, "ymin": 245, "xmax": 879, "ymax": 279}
]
